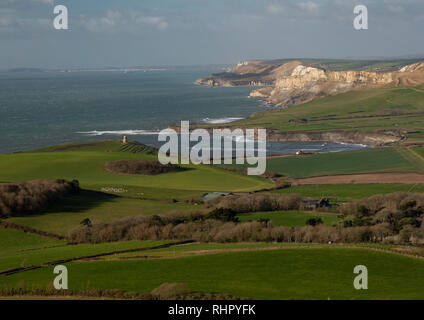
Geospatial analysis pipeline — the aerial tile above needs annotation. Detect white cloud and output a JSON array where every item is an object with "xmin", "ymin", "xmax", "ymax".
[
  {"xmin": 80, "ymin": 10, "xmax": 168, "ymax": 33},
  {"xmin": 134, "ymin": 16, "xmax": 168, "ymax": 30},
  {"xmin": 298, "ymin": 1, "xmax": 320, "ymax": 15},
  {"xmin": 265, "ymin": 1, "xmax": 321, "ymax": 17},
  {"xmin": 32, "ymin": 0, "xmax": 54, "ymax": 5}
]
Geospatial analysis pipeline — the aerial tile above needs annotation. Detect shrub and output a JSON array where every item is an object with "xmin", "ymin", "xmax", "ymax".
[
  {"xmin": 0, "ymin": 179, "xmax": 80, "ymax": 217},
  {"xmin": 306, "ymin": 217, "xmax": 323, "ymax": 226},
  {"xmin": 205, "ymin": 193, "xmax": 303, "ymax": 213},
  {"xmin": 105, "ymin": 160, "xmax": 184, "ymax": 175},
  {"xmin": 80, "ymin": 218, "xmax": 92, "ymax": 228},
  {"xmin": 206, "ymin": 208, "xmax": 239, "ymax": 222}
]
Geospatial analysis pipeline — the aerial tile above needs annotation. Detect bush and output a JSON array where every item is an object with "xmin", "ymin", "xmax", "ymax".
[
  {"xmin": 105, "ymin": 160, "xmax": 184, "ymax": 175},
  {"xmin": 306, "ymin": 217, "xmax": 323, "ymax": 226},
  {"xmin": 341, "ymin": 192, "xmax": 424, "ymax": 233},
  {"xmin": 205, "ymin": 193, "xmax": 303, "ymax": 213},
  {"xmin": 68, "ymin": 192, "xmax": 424, "ymax": 245},
  {"xmin": 206, "ymin": 208, "xmax": 239, "ymax": 222},
  {"xmin": 69, "ymin": 212, "xmax": 409, "ymax": 245},
  {"xmin": 0, "ymin": 179, "xmax": 80, "ymax": 217}
]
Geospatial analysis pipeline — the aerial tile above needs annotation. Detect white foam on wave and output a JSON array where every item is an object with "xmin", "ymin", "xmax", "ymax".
[
  {"xmin": 77, "ymin": 130, "xmax": 160, "ymax": 136},
  {"xmin": 338, "ymin": 142, "xmax": 368, "ymax": 148},
  {"xmin": 201, "ymin": 117, "xmax": 244, "ymax": 124},
  {"xmin": 233, "ymin": 135, "xmax": 255, "ymax": 143}
]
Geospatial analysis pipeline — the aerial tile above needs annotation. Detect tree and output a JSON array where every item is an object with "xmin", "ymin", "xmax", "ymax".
[
  {"xmin": 306, "ymin": 217, "xmax": 323, "ymax": 226},
  {"xmin": 80, "ymin": 218, "xmax": 92, "ymax": 228}
]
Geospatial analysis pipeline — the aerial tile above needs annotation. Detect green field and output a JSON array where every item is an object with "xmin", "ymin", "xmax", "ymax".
[
  {"xmin": 1, "ymin": 248, "xmax": 423, "ymax": 299},
  {"xmin": 87, "ymin": 184, "xmax": 204, "ymax": 200},
  {"xmin": 1, "ymin": 139, "xmax": 424, "ymax": 300},
  {"xmin": 248, "ymin": 58, "xmax": 421, "ymax": 72},
  {"xmin": 0, "ymin": 142, "xmax": 272, "ymax": 235},
  {"xmin": 7, "ymin": 191, "xmax": 199, "ymax": 236},
  {"xmin": 412, "ymin": 147, "xmax": 424, "ymax": 159},
  {"xmin": 237, "ymin": 211, "xmax": 340, "ymax": 227},
  {"xmin": 272, "ymin": 184, "xmax": 424, "ymax": 201},
  {"xmin": 265, "ymin": 148, "xmax": 416, "ymax": 178},
  {"xmin": 27, "ymin": 140, "xmax": 157, "ymax": 154},
  {"xmin": 0, "ymin": 228, "xmax": 65, "ymax": 253},
  {"xmin": 229, "ymin": 85, "xmax": 424, "ymax": 138},
  {"xmin": 108, "ymin": 242, "xmax": 314, "ymax": 259},
  {"xmin": 0, "ymin": 151, "xmax": 271, "ymax": 192},
  {"xmin": 222, "ymin": 147, "xmax": 417, "ymax": 178},
  {"xmin": 0, "ymin": 238, "xmax": 169, "ymax": 273}
]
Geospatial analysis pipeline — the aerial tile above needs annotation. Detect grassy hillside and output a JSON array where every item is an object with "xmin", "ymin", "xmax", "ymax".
[
  {"xmin": 272, "ymin": 184, "xmax": 424, "ymax": 202},
  {"xmin": 257, "ymin": 58, "xmax": 422, "ymax": 72},
  {"xmin": 1, "ymin": 248, "xmax": 423, "ymax": 299},
  {"xmin": 0, "ymin": 141, "xmax": 272, "ymax": 236},
  {"xmin": 7, "ymin": 191, "xmax": 198, "ymax": 235},
  {"xmin": 223, "ymin": 147, "xmax": 416, "ymax": 179},
  {"xmin": 0, "ymin": 238, "xmax": 169, "ymax": 273},
  {"xmin": 266, "ymin": 147, "xmax": 416, "ymax": 178},
  {"xmin": 0, "ymin": 151, "xmax": 272, "ymax": 192},
  {"xmin": 0, "ymin": 228, "xmax": 65, "ymax": 253},
  {"xmin": 229, "ymin": 84, "xmax": 424, "ymax": 142},
  {"xmin": 28, "ymin": 140, "xmax": 157, "ymax": 155}
]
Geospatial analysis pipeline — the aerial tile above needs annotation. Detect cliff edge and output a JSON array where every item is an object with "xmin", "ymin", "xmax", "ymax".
[{"xmin": 197, "ymin": 59, "xmax": 424, "ymax": 107}]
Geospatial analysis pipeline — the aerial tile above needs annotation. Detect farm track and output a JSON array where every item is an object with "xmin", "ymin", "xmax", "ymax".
[
  {"xmin": 396, "ymin": 147, "xmax": 424, "ymax": 172},
  {"xmin": 86, "ymin": 244, "xmax": 424, "ymax": 263},
  {"xmin": 2, "ymin": 242, "xmax": 423, "ymax": 278},
  {"xmin": 293, "ymin": 172, "xmax": 424, "ymax": 185},
  {"xmin": 407, "ymin": 147, "xmax": 424, "ymax": 164},
  {"xmin": 0, "ymin": 240, "xmax": 195, "ymax": 277}
]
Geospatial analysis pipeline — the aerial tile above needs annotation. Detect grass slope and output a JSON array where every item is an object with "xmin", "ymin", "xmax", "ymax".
[
  {"xmin": 0, "ymin": 239, "xmax": 169, "ymax": 273},
  {"xmin": 0, "ymin": 151, "xmax": 272, "ymax": 192},
  {"xmin": 265, "ymin": 148, "xmax": 415, "ymax": 178},
  {"xmin": 1, "ymin": 248, "xmax": 423, "ymax": 299},
  {"xmin": 0, "ymin": 228, "xmax": 65, "ymax": 253},
  {"xmin": 272, "ymin": 184, "xmax": 424, "ymax": 202},
  {"xmin": 7, "ymin": 191, "xmax": 198, "ymax": 235},
  {"xmin": 230, "ymin": 84, "xmax": 424, "ymax": 140},
  {"xmin": 237, "ymin": 211, "xmax": 340, "ymax": 227},
  {"xmin": 28, "ymin": 140, "xmax": 156, "ymax": 155}
]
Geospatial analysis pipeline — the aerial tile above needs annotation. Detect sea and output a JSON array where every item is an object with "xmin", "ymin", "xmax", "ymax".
[{"xmin": 0, "ymin": 68, "xmax": 366, "ymax": 155}]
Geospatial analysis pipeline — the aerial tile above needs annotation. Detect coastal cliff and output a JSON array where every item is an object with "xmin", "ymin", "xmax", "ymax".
[{"xmin": 197, "ymin": 59, "xmax": 424, "ymax": 107}]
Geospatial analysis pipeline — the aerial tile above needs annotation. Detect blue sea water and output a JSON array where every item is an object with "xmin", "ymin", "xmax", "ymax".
[{"xmin": 0, "ymin": 68, "xmax": 366, "ymax": 154}]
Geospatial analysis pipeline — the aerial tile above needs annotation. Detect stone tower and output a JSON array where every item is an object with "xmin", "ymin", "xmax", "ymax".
[{"xmin": 122, "ymin": 136, "xmax": 128, "ymax": 144}]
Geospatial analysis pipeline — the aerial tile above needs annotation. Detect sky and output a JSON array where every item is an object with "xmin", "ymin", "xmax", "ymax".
[{"xmin": 0, "ymin": 0, "xmax": 423, "ymax": 69}]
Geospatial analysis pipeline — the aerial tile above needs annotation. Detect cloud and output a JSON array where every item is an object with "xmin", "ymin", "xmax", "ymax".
[
  {"xmin": 297, "ymin": 1, "xmax": 319, "ymax": 15},
  {"xmin": 264, "ymin": 0, "xmax": 321, "ymax": 17},
  {"xmin": 32, "ymin": 0, "xmax": 54, "ymax": 5},
  {"xmin": 80, "ymin": 10, "xmax": 168, "ymax": 33},
  {"xmin": 0, "ymin": 6, "xmax": 50, "ymax": 33},
  {"xmin": 134, "ymin": 16, "xmax": 168, "ymax": 30}
]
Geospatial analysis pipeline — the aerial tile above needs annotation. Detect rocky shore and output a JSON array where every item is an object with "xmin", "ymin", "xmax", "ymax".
[{"xmin": 168, "ymin": 123, "xmax": 404, "ymax": 147}]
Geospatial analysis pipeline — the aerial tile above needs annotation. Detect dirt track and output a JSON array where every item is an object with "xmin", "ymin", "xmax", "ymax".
[{"xmin": 293, "ymin": 173, "xmax": 424, "ymax": 185}]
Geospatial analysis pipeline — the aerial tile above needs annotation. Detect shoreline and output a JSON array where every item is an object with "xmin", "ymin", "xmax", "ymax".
[{"xmin": 167, "ymin": 123, "xmax": 403, "ymax": 147}]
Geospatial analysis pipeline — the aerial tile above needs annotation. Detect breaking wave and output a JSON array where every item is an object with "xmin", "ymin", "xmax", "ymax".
[
  {"xmin": 76, "ymin": 130, "xmax": 160, "ymax": 136},
  {"xmin": 201, "ymin": 117, "xmax": 244, "ymax": 124}
]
